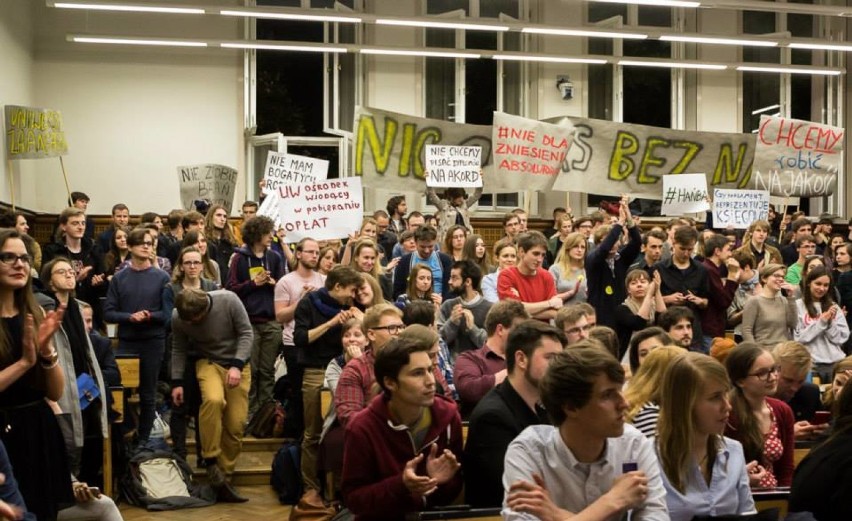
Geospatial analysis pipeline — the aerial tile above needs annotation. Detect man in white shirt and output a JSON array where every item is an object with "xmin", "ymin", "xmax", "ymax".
[{"xmin": 502, "ymin": 346, "xmax": 668, "ymax": 521}]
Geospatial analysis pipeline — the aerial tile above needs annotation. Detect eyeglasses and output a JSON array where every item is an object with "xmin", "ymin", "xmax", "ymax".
[
  {"xmin": 52, "ymin": 268, "xmax": 76, "ymax": 277},
  {"xmin": 135, "ymin": 241, "xmax": 154, "ymax": 247},
  {"xmin": 0, "ymin": 253, "xmax": 32, "ymax": 266},
  {"xmin": 371, "ymin": 324, "xmax": 405, "ymax": 334},
  {"xmin": 182, "ymin": 260, "xmax": 202, "ymax": 266},
  {"xmin": 748, "ymin": 365, "xmax": 780, "ymax": 381},
  {"xmin": 565, "ymin": 324, "xmax": 592, "ymax": 336}
]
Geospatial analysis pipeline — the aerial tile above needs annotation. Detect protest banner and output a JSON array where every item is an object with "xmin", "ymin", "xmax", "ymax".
[
  {"xmin": 353, "ymin": 106, "xmax": 492, "ymax": 192},
  {"xmin": 713, "ymin": 188, "xmax": 770, "ymax": 229},
  {"xmin": 424, "ymin": 145, "xmax": 482, "ymax": 188},
  {"xmin": 177, "ymin": 164, "xmax": 238, "ymax": 214},
  {"xmin": 546, "ymin": 116, "xmax": 756, "ymax": 198},
  {"xmin": 277, "ymin": 177, "xmax": 363, "ymax": 243},
  {"xmin": 4, "ymin": 105, "xmax": 69, "ymax": 160},
  {"xmin": 492, "ymin": 112, "xmax": 573, "ymax": 192},
  {"xmin": 752, "ymin": 115, "xmax": 844, "ymax": 198},
  {"xmin": 661, "ymin": 174, "xmax": 709, "ymax": 215},
  {"xmin": 259, "ymin": 152, "xmax": 330, "ymax": 228}
]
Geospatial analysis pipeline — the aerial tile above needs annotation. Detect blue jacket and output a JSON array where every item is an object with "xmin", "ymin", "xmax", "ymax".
[{"xmin": 226, "ymin": 246, "xmax": 285, "ymax": 322}]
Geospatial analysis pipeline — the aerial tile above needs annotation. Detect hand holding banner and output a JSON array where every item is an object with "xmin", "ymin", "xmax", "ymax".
[{"xmin": 424, "ymin": 145, "xmax": 482, "ymax": 188}]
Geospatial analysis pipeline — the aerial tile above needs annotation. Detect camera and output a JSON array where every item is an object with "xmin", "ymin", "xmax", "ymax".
[{"xmin": 556, "ymin": 76, "xmax": 574, "ymax": 100}]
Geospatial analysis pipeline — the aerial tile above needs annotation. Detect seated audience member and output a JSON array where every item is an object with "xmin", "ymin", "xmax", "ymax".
[
  {"xmin": 789, "ymin": 383, "xmax": 852, "ymax": 521},
  {"xmin": 614, "ymin": 269, "xmax": 666, "ymax": 358},
  {"xmin": 554, "ymin": 304, "xmax": 593, "ymax": 346},
  {"xmin": 502, "ymin": 347, "xmax": 668, "ymax": 520},
  {"xmin": 0, "ymin": 210, "xmax": 41, "ymax": 272},
  {"xmin": 341, "ymin": 337, "xmax": 462, "ymax": 521},
  {"xmin": 79, "ymin": 302, "xmax": 120, "ymax": 389},
  {"xmin": 402, "ymin": 302, "xmax": 456, "ymax": 400},
  {"xmin": 395, "ymin": 263, "xmax": 441, "ymax": 310},
  {"xmin": 588, "ymin": 325, "xmax": 620, "ymax": 358},
  {"xmin": 481, "ymin": 239, "xmax": 516, "ymax": 303},
  {"xmin": 794, "ymin": 266, "xmax": 850, "ymax": 383},
  {"xmin": 822, "ymin": 356, "xmax": 852, "ymax": 416},
  {"xmin": 464, "ymin": 321, "xmax": 565, "ymax": 507},
  {"xmin": 656, "ymin": 352, "xmax": 756, "ymax": 521},
  {"xmin": 454, "ymin": 299, "xmax": 529, "ymax": 415},
  {"xmin": 709, "ymin": 336, "xmax": 736, "ymax": 365},
  {"xmin": 577, "ymin": 302, "xmax": 598, "ymax": 327},
  {"xmin": 548, "ymin": 232, "xmax": 588, "ymax": 306},
  {"xmin": 742, "ymin": 263, "xmax": 797, "ymax": 348},
  {"xmin": 0, "ymin": 438, "xmax": 33, "ymax": 520},
  {"xmin": 658, "ymin": 306, "xmax": 695, "ymax": 350},
  {"xmin": 624, "ymin": 326, "xmax": 672, "ymax": 376},
  {"xmin": 335, "ymin": 304, "xmax": 404, "ymax": 427},
  {"xmin": 726, "ymin": 250, "xmax": 758, "ymax": 342},
  {"xmin": 725, "ymin": 343, "xmax": 795, "ymax": 488},
  {"xmin": 498, "ymin": 231, "xmax": 569, "ymax": 321},
  {"xmin": 322, "ymin": 317, "xmax": 368, "ymax": 435},
  {"xmin": 393, "ymin": 225, "xmax": 453, "ymax": 300},
  {"xmin": 772, "ymin": 341, "xmax": 828, "ymax": 440},
  {"xmin": 625, "ymin": 346, "xmax": 686, "ymax": 437},
  {"xmin": 438, "ymin": 260, "xmax": 491, "ymax": 355},
  {"xmin": 462, "ymin": 234, "xmax": 493, "ymax": 275}
]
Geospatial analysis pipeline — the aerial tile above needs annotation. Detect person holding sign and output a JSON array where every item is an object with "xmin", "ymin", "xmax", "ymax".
[{"xmin": 426, "ymin": 173, "xmax": 483, "ymax": 245}]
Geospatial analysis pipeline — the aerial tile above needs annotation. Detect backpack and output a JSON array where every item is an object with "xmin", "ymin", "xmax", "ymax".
[
  {"xmin": 247, "ymin": 400, "xmax": 280, "ymax": 438},
  {"xmin": 271, "ymin": 440, "xmax": 303, "ymax": 505},
  {"xmin": 120, "ymin": 440, "xmax": 216, "ymax": 510}
]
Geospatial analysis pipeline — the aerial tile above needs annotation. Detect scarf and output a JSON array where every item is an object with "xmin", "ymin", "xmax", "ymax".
[
  {"xmin": 308, "ymin": 288, "xmax": 349, "ymax": 319},
  {"xmin": 46, "ymin": 292, "xmax": 89, "ymax": 376}
]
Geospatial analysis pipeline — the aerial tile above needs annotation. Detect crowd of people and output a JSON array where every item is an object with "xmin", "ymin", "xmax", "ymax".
[{"xmin": 0, "ymin": 187, "xmax": 850, "ymax": 520}]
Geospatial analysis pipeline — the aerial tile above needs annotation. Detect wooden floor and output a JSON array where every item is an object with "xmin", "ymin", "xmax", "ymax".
[{"xmin": 119, "ymin": 485, "xmax": 292, "ymax": 520}]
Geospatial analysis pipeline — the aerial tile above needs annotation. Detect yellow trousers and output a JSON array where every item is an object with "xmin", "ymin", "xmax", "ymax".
[{"xmin": 196, "ymin": 360, "xmax": 251, "ymax": 474}]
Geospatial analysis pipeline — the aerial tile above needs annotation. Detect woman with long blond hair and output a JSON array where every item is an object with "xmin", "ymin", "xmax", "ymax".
[
  {"xmin": 481, "ymin": 239, "xmax": 516, "ymax": 303},
  {"xmin": 348, "ymin": 238, "xmax": 392, "ymax": 300},
  {"xmin": 548, "ymin": 232, "xmax": 587, "ymax": 305},
  {"xmin": 625, "ymin": 345, "xmax": 686, "ymax": 437},
  {"xmin": 657, "ymin": 352, "xmax": 755, "ymax": 521}
]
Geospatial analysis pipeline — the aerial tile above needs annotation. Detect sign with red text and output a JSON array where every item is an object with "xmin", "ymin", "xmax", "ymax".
[
  {"xmin": 752, "ymin": 115, "xmax": 844, "ymax": 197},
  {"xmin": 4, "ymin": 105, "xmax": 69, "ymax": 160},
  {"xmin": 491, "ymin": 112, "xmax": 573, "ymax": 191},
  {"xmin": 177, "ymin": 164, "xmax": 237, "ymax": 213},
  {"xmin": 424, "ymin": 145, "xmax": 482, "ymax": 188},
  {"xmin": 661, "ymin": 174, "xmax": 709, "ymax": 215},
  {"xmin": 276, "ymin": 177, "xmax": 363, "ymax": 243}
]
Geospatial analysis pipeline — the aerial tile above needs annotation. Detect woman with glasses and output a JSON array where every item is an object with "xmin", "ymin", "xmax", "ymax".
[
  {"xmin": 794, "ymin": 266, "xmax": 850, "ymax": 383},
  {"xmin": 0, "ymin": 229, "xmax": 72, "ymax": 520},
  {"xmin": 741, "ymin": 263, "xmax": 798, "ymax": 348},
  {"xmin": 182, "ymin": 230, "xmax": 220, "ymax": 285},
  {"xmin": 725, "ymin": 342, "xmax": 795, "ymax": 488},
  {"xmin": 103, "ymin": 228, "xmax": 171, "ymax": 443}
]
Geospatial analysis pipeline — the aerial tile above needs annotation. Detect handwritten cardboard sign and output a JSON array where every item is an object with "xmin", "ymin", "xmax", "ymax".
[
  {"xmin": 492, "ymin": 112, "xmax": 574, "ymax": 191},
  {"xmin": 713, "ymin": 188, "xmax": 770, "ymax": 229},
  {"xmin": 661, "ymin": 173, "xmax": 709, "ymax": 215},
  {"xmin": 177, "ymin": 164, "xmax": 238, "ymax": 213},
  {"xmin": 4, "ymin": 105, "xmax": 69, "ymax": 160},
  {"xmin": 277, "ymin": 178, "xmax": 363, "ymax": 243},
  {"xmin": 424, "ymin": 145, "xmax": 482, "ymax": 188},
  {"xmin": 259, "ymin": 152, "xmax": 330, "ymax": 228}
]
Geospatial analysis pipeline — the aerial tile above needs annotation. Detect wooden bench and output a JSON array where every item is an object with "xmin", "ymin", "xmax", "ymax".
[
  {"xmin": 406, "ymin": 507, "xmax": 501, "ymax": 520},
  {"xmin": 753, "ymin": 488, "xmax": 790, "ymax": 520},
  {"xmin": 104, "ymin": 356, "xmax": 140, "ymax": 497}
]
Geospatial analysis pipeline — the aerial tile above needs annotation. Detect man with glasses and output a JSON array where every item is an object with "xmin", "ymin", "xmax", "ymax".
[
  {"xmin": 781, "ymin": 217, "xmax": 814, "ymax": 266},
  {"xmin": 103, "ymin": 227, "xmax": 171, "ymax": 443},
  {"xmin": 784, "ymin": 235, "xmax": 817, "ymax": 285},
  {"xmin": 171, "ymin": 287, "xmax": 253, "ymax": 503},
  {"xmin": 555, "ymin": 304, "xmax": 593, "ymax": 345},
  {"xmin": 454, "ymin": 299, "xmax": 529, "ymax": 416},
  {"xmin": 502, "ymin": 213, "xmax": 521, "ymax": 243}
]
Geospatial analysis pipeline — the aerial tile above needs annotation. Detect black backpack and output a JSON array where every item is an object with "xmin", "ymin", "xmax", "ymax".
[{"xmin": 271, "ymin": 440, "xmax": 303, "ymax": 505}]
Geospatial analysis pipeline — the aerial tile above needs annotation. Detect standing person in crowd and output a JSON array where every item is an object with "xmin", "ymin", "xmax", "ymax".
[
  {"xmin": 0, "ymin": 211, "xmax": 41, "ymax": 273},
  {"xmin": 542, "ymin": 207, "xmax": 567, "ymax": 240},
  {"xmin": 341, "ymin": 337, "xmax": 462, "ymax": 521},
  {"xmin": 205, "ymin": 204, "xmax": 238, "ymax": 286},
  {"xmin": 226, "ymin": 215, "xmax": 285, "ymax": 421},
  {"xmin": 274, "ymin": 238, "xmax": 325, "ymax": 438},
  {"xmin": 725, "ymin": 343, "xmax": 795, "ymax": 488},
  {"xmin": 700, "ymin": 233, "xmax": 741, "ymax": 349},
  {"xmin": 512, "ymin": 208, "xmax": 529, "ymax": 233},
  {"xmin": 129, "ymin": 223, "xmax": 172, "ymax": 274},
  {"xmin": 501, "ymin": 212, "xmax": 521, "ymax": 243},
  {"xmin": 784, "ymin": 235, "xmax": 818, "ymax": 285},
  {"xmin": 373, "ymin": 210, "xmax": 397, "ymax": 262},
  {"xmin": 163, "ymin": 209, "xmax": 185, "ymax": 263},
  {"xmin": 294, "ymin": 266, "xmax": 364, "ymax": 495},
  {"xmin": 832, "ymin": 241, "xmax": 852, "ymax": 283},
  {"xmin": 103, "ymin": 227, "xmax": 171, "ymax": 443},
  {"xmin": 614, "ymin": 269, "xmax": 666, "ymax": 357},
  {"xmin": 742, "ymin": 264, "xmax": 798, "ymax": 347},
  {"xmin": 454, "ymin": 299, "xmax": 528, "ymax": 415},
  {"xmin": 318, "ymin": 245, "xmax": 338, "ymax": 277},
  {"xmin": 393, "ymin": 225, "xmax": 453, "ymax": 300},
  {"xmin": 771, "ymin": 341, "xmax": 828, "ymax": 440},
  {"xmin": 656, "ymin": 352, "xmax": 755, "ymax": 521},
  {"xmin": 574, "ymin": 215, "xmax": 595, "ymax": 248},
  {"xmin": 386, "ymin": 195, "xmax": 407, "ymax": 236},
  {"xmin": 182, "ymin": 230, "xmax": 220, "ymax": 284},
  {"xmin": 481, "ymin": 239, "xmax": 515, "ymax": 303},
  {"xmin": 349, "ymin": 239, "xmax": 393, "ymax": 300},
  {"xmin": 629, "ymin": 229, "xmax": 667, "ymax": 276},
  {"xmin": 43, "ymin": 207, "xmax": 106, "ymax": 329},
  {"xmin": 502, "ymin": 346, "xmax": 668, "ymax": 521},
  {"xmin": 426, "ymin": 185, "xmax": 483, "ymax": 244},
  {"xmin": 624, "ymin": 346, "xmax": 686, "ymax": 437},
  {"xmin": 356, "ymin": 273, "xmax": 386, "ymax": 309},
  {"xmin": 0, "ymin": 230, "xmax": 73, "ymax": 520},
  {"xmin": 546, "ymin": 212, "xmax": 573, "ymax": 264},
  {"xmin": 167, "ymin": 211, "xmax": 211, "ymax": 266},
  {"xmin": 232, "ymin": 200, "xmax": 258, "ymax": 247},
  {"xmin": 461, "ymin": 234, "xmax": 493, "ymax": 275},
  {"xmin": 497, "ymin": 231, "xmax": 565, "ymax": 321},
  {"xmin": 555, "ymin": 304, "xmax": 594, "ymax": 345},
  {"xmin": 726, "ymin": 250, "xmax": 758, "ymax": 342},
  {"xmin": 442, "ymin": 225, "xmax": 468, "ymax": 262},
  {"xmin": 548, "ymin": 232, "xmax": 588, "ymax": 306},
  {"xmin": 171, "ymin": 288, "xmax": 253, "ymax": 503},
  {"xmin": 68, "ymin": 191, "xmax": 95, "ymax": 240},
  {"xmin": 780, "ymin": 218, "xmax": 815, "ymax": 266},
  {"xmin": 438, "ymin": 260, "xmax": 491, "ymax": 356},
  {"xmin": 463, "ymin": 320, "xmax": 565, "ymax": 508},
  {"xmin": 96, "ymin": 203, "xmax": 130, "ymax": 254},
  {"xmin": 737, "ymin": 220, "xmax": 783, "ymax": 269},
  {"xmin": 395, "ymin": 264, "xmax": 442, "ymax": 311},
  {"xmin": 794, "ymin": 265, "xmax": 849, "ymax": 382},
  {"xmin": 657, "ymin": 226, "xmax": 709, "ymax": 351},
  {"xmin": 102, "ymin": 226, "xmax": 130, "ymax": 279},
  {"xmin": 401, "ymin": 303, "xmax": 456, "ymax": 401},
  {"xmin": 586, "ymin": 198, "xmax": 642, "ymax": 329},
  {"xmin": 391, "ymin": 212, "xmax": 425, "ymax": 259}
]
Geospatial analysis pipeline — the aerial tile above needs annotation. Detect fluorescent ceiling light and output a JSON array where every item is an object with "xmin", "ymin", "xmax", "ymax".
[
  {"xmin": 737, "ymin": 65, "xmax": 842, "ymax": 75},
  {"xmin": 72, "ymin": 36, "xmax": 207, "ymax": 47},
  {"xmin": 789, "ymin": 42, "xmax": 852, "ymax": 52},
  {"xmin": 589, "ymin": 0, "xmax": 700, "ymax": 7},
  {"xmin": 619, "ymin": 59, "xmax": 727, "ymax": 70},
  {"xmin": 376, "ymin": 19, "xmax": 508, "ymax": 31},
  {"xmin": 523, "ymin": 28, "xmax": 647, "ymax": 40},
  {"xmin": 221, "ymin": 42, "xmax": 346, "ymax": 53},
  {"xmin": 751, "ymin": 103, "xmax": 781, "ymax": 115},
  {"xmin": 494, "ymin": 54, "xmax": 607, "ymax": 64},
  {"xmin": 52, "ymin": 2, "xmax": 204, "ymax": 14},
  {"xmin": 219, "ymin": 9, "xmax": 361, "ymax": 23},
  {"xmin": 660, "ymin": 35, "xmax": 778, "ymax": 47},
  {"xmin": 361, "ymin": 48, "xmax": 481, "ymax": 59}
]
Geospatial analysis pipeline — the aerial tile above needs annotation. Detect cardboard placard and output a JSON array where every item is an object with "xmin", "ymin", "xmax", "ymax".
[
  {"xmin": 4, "ymin": 105, "xmax": 68, "ymax": 160},
  {"xmin": 177, "ymin": 163, "xmax": 238, "ymax": 213},
  {"xmin": 424, "ymin": 145, "xmax": 482, "ymax": 187},
  {"xmin": 276, "ymin": 178, "xmax": 363, "ymax": 243},
  {"xmin": 713, "ymin": 188, "xmax": 770, "ymax": 229},
  {"xmin": 661, "ymin": 173, "xmax": 709, "ymax": 215}
]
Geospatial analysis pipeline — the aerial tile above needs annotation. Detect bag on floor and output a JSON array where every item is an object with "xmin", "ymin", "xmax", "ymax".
[
  {"xmin": 271, "ymin": 440, "xmax": 303, "ymax": 505},
  {"xmin": 120, "ymin": 441, "xmax": 216, "ymax": 510},
  {"xmin": 247, "ymin": 400, "xmax": 279, "ymax": 438}
]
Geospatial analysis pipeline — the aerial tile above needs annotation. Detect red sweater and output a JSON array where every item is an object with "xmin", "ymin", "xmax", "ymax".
[
  {"xmin": 341, "ymin": 394, "xmax": 463, "ymax": 521},
  {"xmin": 725, "ymin": 396, "xmax": 795, "ymax": 486}
]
